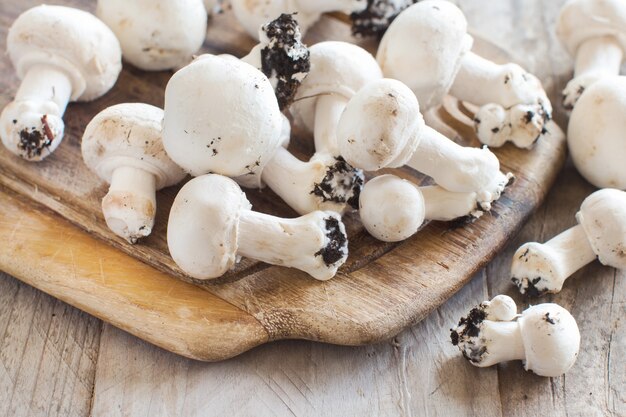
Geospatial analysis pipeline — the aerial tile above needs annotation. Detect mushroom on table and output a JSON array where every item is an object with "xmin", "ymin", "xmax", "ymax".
[
  {"xmin": 0, "ymin": 5, "xmax": 121, "ymax": 161},
  {"xmin": 377, "ymin": 0, "xmax": 552, "ymax": 148},
  {"xmin": 511, "ymin": 188, "xmax": 626, "ymax": 296},
  {"xmin": 82, "ymin": 103, "xmax": 186, "ymax": 244},
  {"xmin": 168, "ymin": 175, "xmax": 349, "ymax": 281},
  {"xmin": 451, "ymin": 295, "xmax": 580, "ymax": 377}
]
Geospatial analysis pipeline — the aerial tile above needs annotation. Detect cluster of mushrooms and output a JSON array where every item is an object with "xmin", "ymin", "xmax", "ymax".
[{"xmin": 0, "ymin": 0, "xmax": 620, "ymax": 377}]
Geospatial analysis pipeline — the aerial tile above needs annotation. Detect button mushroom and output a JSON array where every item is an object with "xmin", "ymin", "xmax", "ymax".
[
  {"xmin": 359, "ymin": 175, "xmax": 484, "ymax": 242},
  {"xmin": 231, "ymin": 0, "xmax": 415, "ymax": 41},
  {"xmin": 82, "ymin": 103, "xmax": 186, "ymax": 244},
  {"xmin": 96, "ymin": 0, "xmax": 207, "ymax": 71},
  {"xmin": 0, "ymin": 5, "xmax": 122, "ymax": 161},
  {"xmin": 377, "ymin": 0, "xmax": 552, "ymax": 148},
  {"xmin": 451, "ymin": 295, "xmax": 580, "ymax": 377},
  {"xmin": 168, "ymin": 174, "xmax": 348, "ymax": 281},
  {"xmin": 337, "ymin": 79, "xmax": 513, "ymax": 208},
  {"xmin": 511, "ymin": 188, "xmax": 626, "ymax": 296},
  {"xmin": 556, "ymin": 0, "xmax": 626, "ymax": 110},
  {"xmin": 163, "ymin": 53, "xmax": 365, "ymax": 215}
]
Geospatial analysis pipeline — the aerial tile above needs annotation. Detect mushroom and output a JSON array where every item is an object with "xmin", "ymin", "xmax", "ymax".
[
  {"xmin": 0, "ymin": 5, "xmax": 122, "ymax": 161},
  {"xmin": 96, "ymin": 0, "xmax": 207, "ymax": 71},
  {"xmin": 168, "ymin": 174, "xmax": 348, "ymax": 280},
  {"xmin": 556, "ymin": 0, "xmax": 626, "ymax": 110},
  {"xmin": 377, "ymin": 0, "xmax": 552, "ymax": 148},
  {"xmin": 451, "ymin": 295, "xmax": 580, "ymax": 377},
  {"xmin": 511, "ymin": 188, "xmax": 626, "ymax": 296},
  {"xmin": 82, "ymin": 103, "xmax": 186, "ymax": 244},
  {"xmin": 567, "ymin": 76, "xmax": 626, "ymax": 189},
  {"xmin": 231, "ymin": 0, "xmax": 415, "ymax": 41},
  {"xmin": 162, "ymin": 54, "xmax": 361, "ymax": 215},
  {"xmin": 359, "ymin": 175, "xmax": 485, "ymax": 242},
  {"xmin": 337, "ymin": 79, "xmax": 513, "ymax": 209}
]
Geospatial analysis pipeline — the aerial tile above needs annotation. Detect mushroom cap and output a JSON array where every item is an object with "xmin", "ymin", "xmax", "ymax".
[
  {"xmin": 568, "ymin": 76, "xmax": 626, "ymax": 189},
  {"xmin": 8, "ymin": 5, "xmax": 122, "ymax": 102},
  {"xmin": 556, "ymin": 0, "xmax": 626, "ymax": 57},
  {"xmin": 96, "ymin": 0, "xmax": 207, "ymax": 71},
  {"xmin": 162, "ymin": 54, "xmax": 283, "ymax": 187},
  {"xmin": 518, "ymin": 303, "xmax": 580, "ymax": 377},
  {"xmin": 359, "ymin": 175, "xmax": 425, "ymax": 242},
  {"xmin": 231, "ymin": 0, "xmax": 320, "ymax": 40},
  {"xmin": 337, "ymin": 78, "xmax": 424, "ymax": 171},
  {"xmin": 576, "ymin": 188, "xmax": 626, "ymax": 269},
  {"xmin": 291, "ymin": 41, "xmax": 383, "ymax": 132},
  {"xmin": 482, "ymin": 295, "xmax": 518, "ymax": 321},
  {"xmin": 376, "ymin": 0, "xmax": 473, "ymax": 110},
  {"xmin": 82, "ymin": 103, "xmax": 186, "ymax": 189},
  {"xmin": 168, "ymin": 175, "xmax": 252, "ymax": 280}
]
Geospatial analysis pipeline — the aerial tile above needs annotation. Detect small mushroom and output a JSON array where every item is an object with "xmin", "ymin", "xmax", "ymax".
[
  {"xmin": 162, "ymin": 54, "xmax": 360, "ymax": 215},
  {"xmin": 96, "ymin": 0, "xmax": 207, "ymax": 71},
  {"xmin": 337, "ymin": 79, "xmax": 513, "ymax": 209},
  {"xmin": 82, "ymin": 103, "xmax": 186, "ymax": 244},
  {"xmin": 0, "ymin": 5, "xmax": 122, "ymax": 161},
  {"xmin": 511, "ymin": 188, "xmax": 626, "ymax": 296},
  {"xmin": 359, "ymin": 175, "xmax": 485, "ymax": 242},
  {"xmin": 567, "ymin": 77, "xmax": 626, "ymax": 189},
  {"xmin": 231, "ymin": 0, "xmax": 414, "ymax": 41},
  {"xmin": 451, "ymin": 295, "xmax": 580, "ymax": 377},
  {"xmin": 168, "ymin": 174, "xmax": 348, "ymax": 280},
  {"xmin": 377, "ymin": 0, "xmax": 552, "ymax": 148},
  {"xmin": 556, "ymin": 0, "xmax": 626, "ymax": 109}
]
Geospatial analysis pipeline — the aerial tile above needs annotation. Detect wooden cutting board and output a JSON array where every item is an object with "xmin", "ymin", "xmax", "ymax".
[{"xmin": 0, "ymin": 1, "xmax": 566, "ymax": 361}]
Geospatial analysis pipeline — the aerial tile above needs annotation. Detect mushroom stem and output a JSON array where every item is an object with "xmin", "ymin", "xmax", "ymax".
[
  {"xmin": 511, "ymin": 224, "xmax": 597, "ymax": 296},
  {"xmin": 313, "ymin": 94, "xmax": 348, "ymax": 155},
  {"xmin": 421, "ymin": 185, "xmax": 482, "ymax": 221},
  {"xmin": 16, "ymin": 65, "xmax": 73, "ymax": 114},
  {"xmin": 102, "ymin": 165, "xmax": 157, "ymax": 244},
  {"xmin": 472, "ymin": 320, "xmax": 525, "ymax": 367},
  {"xmin": 237, "ymin": 210, "xmax": 347, "ymax": 280}
]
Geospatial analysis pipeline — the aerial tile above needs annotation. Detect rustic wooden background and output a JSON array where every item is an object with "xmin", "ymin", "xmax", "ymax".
[{"xmin": 0, "ymin": 0, "xmax": 623, "ymax": 416}]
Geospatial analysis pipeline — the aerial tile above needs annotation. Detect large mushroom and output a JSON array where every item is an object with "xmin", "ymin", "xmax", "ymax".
[
  {"xmin": 168, "ymin": 174, "xmax": 348, "ymax": 281},
  {"xmin": 96, "ymin": 0, "xmax": 207, "ymax": 71},
  {"xmin": 451, "ymin": 295, "xmax": 580, "ymax": 377},
  {"xmin": 0, "ymin": 5, "xmax": 122, "ymax": 161},
  {"xmin": 337, "ymin": 79, "xmax": 513, "ymax": 209},
  {"xmin": 162, "ymin": 54, "xmax": 360, "ymax": 215},
  {"xmin": 82, "ymin": 103, "xmax": 186, "ymax": 244},
  {"xmin": 377, "ymin": 0, "xmax": 552, "ymax": 148},
  {"xmin": 511, "ymin": 189, "xmax": 626, "ymax": 296},
  {"xmin": 556, "ymin": 0, "xmax": 626, "ymax": 109}
]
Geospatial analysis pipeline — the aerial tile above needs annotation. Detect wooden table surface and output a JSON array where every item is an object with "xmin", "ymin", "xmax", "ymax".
[{"xmin": 0, "ymin": 0, "xmax": 623, "ymax": 416}]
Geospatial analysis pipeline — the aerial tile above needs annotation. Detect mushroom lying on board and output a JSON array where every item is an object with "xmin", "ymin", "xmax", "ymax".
[
  {"xmin": 377, "ymin": 0, "xmax": 552, "ymax": 149},
  {"xmin": 82, "ymin": 103, "xmax": 186, "ymax": 244},
  {"xmin": 168, "ymin": 174, "xmax": 348, "ymax": 281},
  {"xmin": 337, "ymin": 79, "xmax": 513, "ymax": 209},
  {"xmin": 359, "ymin": 175, "xmax": 484, "ymax": 242},
  {"xmin": 451, "ymin": 295, "xmax": 580, "ymax": 377},
  {"xmin": 511, "ymin": 189, "xmax": 626, "ymax": 296},
  {"xmin": 97, "ymin": 0, "xmax": 207, "ymax": 71},
  {"xmin": 231, "ymin": 0, "xmax": 416, "ymax": 41},
  {"xmin": 162, "ymin": 54, "xmax": 360, "ymax": 215},
  {"xmin": 0, "ymin": 5, "xmax": 121, "ymax": 161},
  {"xmin": 556, "ymin": 0, "xmax": 626, "ymax": 109}
]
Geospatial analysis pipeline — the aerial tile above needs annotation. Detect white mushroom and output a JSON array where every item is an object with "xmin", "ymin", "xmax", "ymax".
[
  {"xmin": 377, "ymin": 0, "xmax": 552, "ymax": 148},
  {"xmin": 511, "ymin": 188, "xmax": 626, "ymax": 296},
  {"xmin": 451, "ymin": 295, "xmax": 580, "ymax": 377},
  {"xmin": 231, "ymin": 0, "xmax": 415, "ymax": 41},
  {"xmin": 0, "ymin": 5, "xmax": 122, "ymax": 161},
  {"xmin": 359, "ymin": 175, "xmax": 484, "ymax": 242},
  {"xmin": 567, "ymin": 76, "xmax": 626, "ymax": 189},
  {"xmin": 162, "ymin": 54, "xmax": 361, "ymax": 215},
  {"xmin": 168, "ymin": 174, "xmax": 348, "ymax": 280},
  {"xmin": 82, "ymin": 103, "xmax": 186, "ymax": 244},
  {"xmin": 556, "ymin": 0, "xmax": 626, "ymax": 109},
  {"xmin": 337, "ymin": 79, "xmax": 513, "ymax": 209},
  {"xmin": 96, "ymin": 0, "xmax": 207, "ymax": 71}
]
